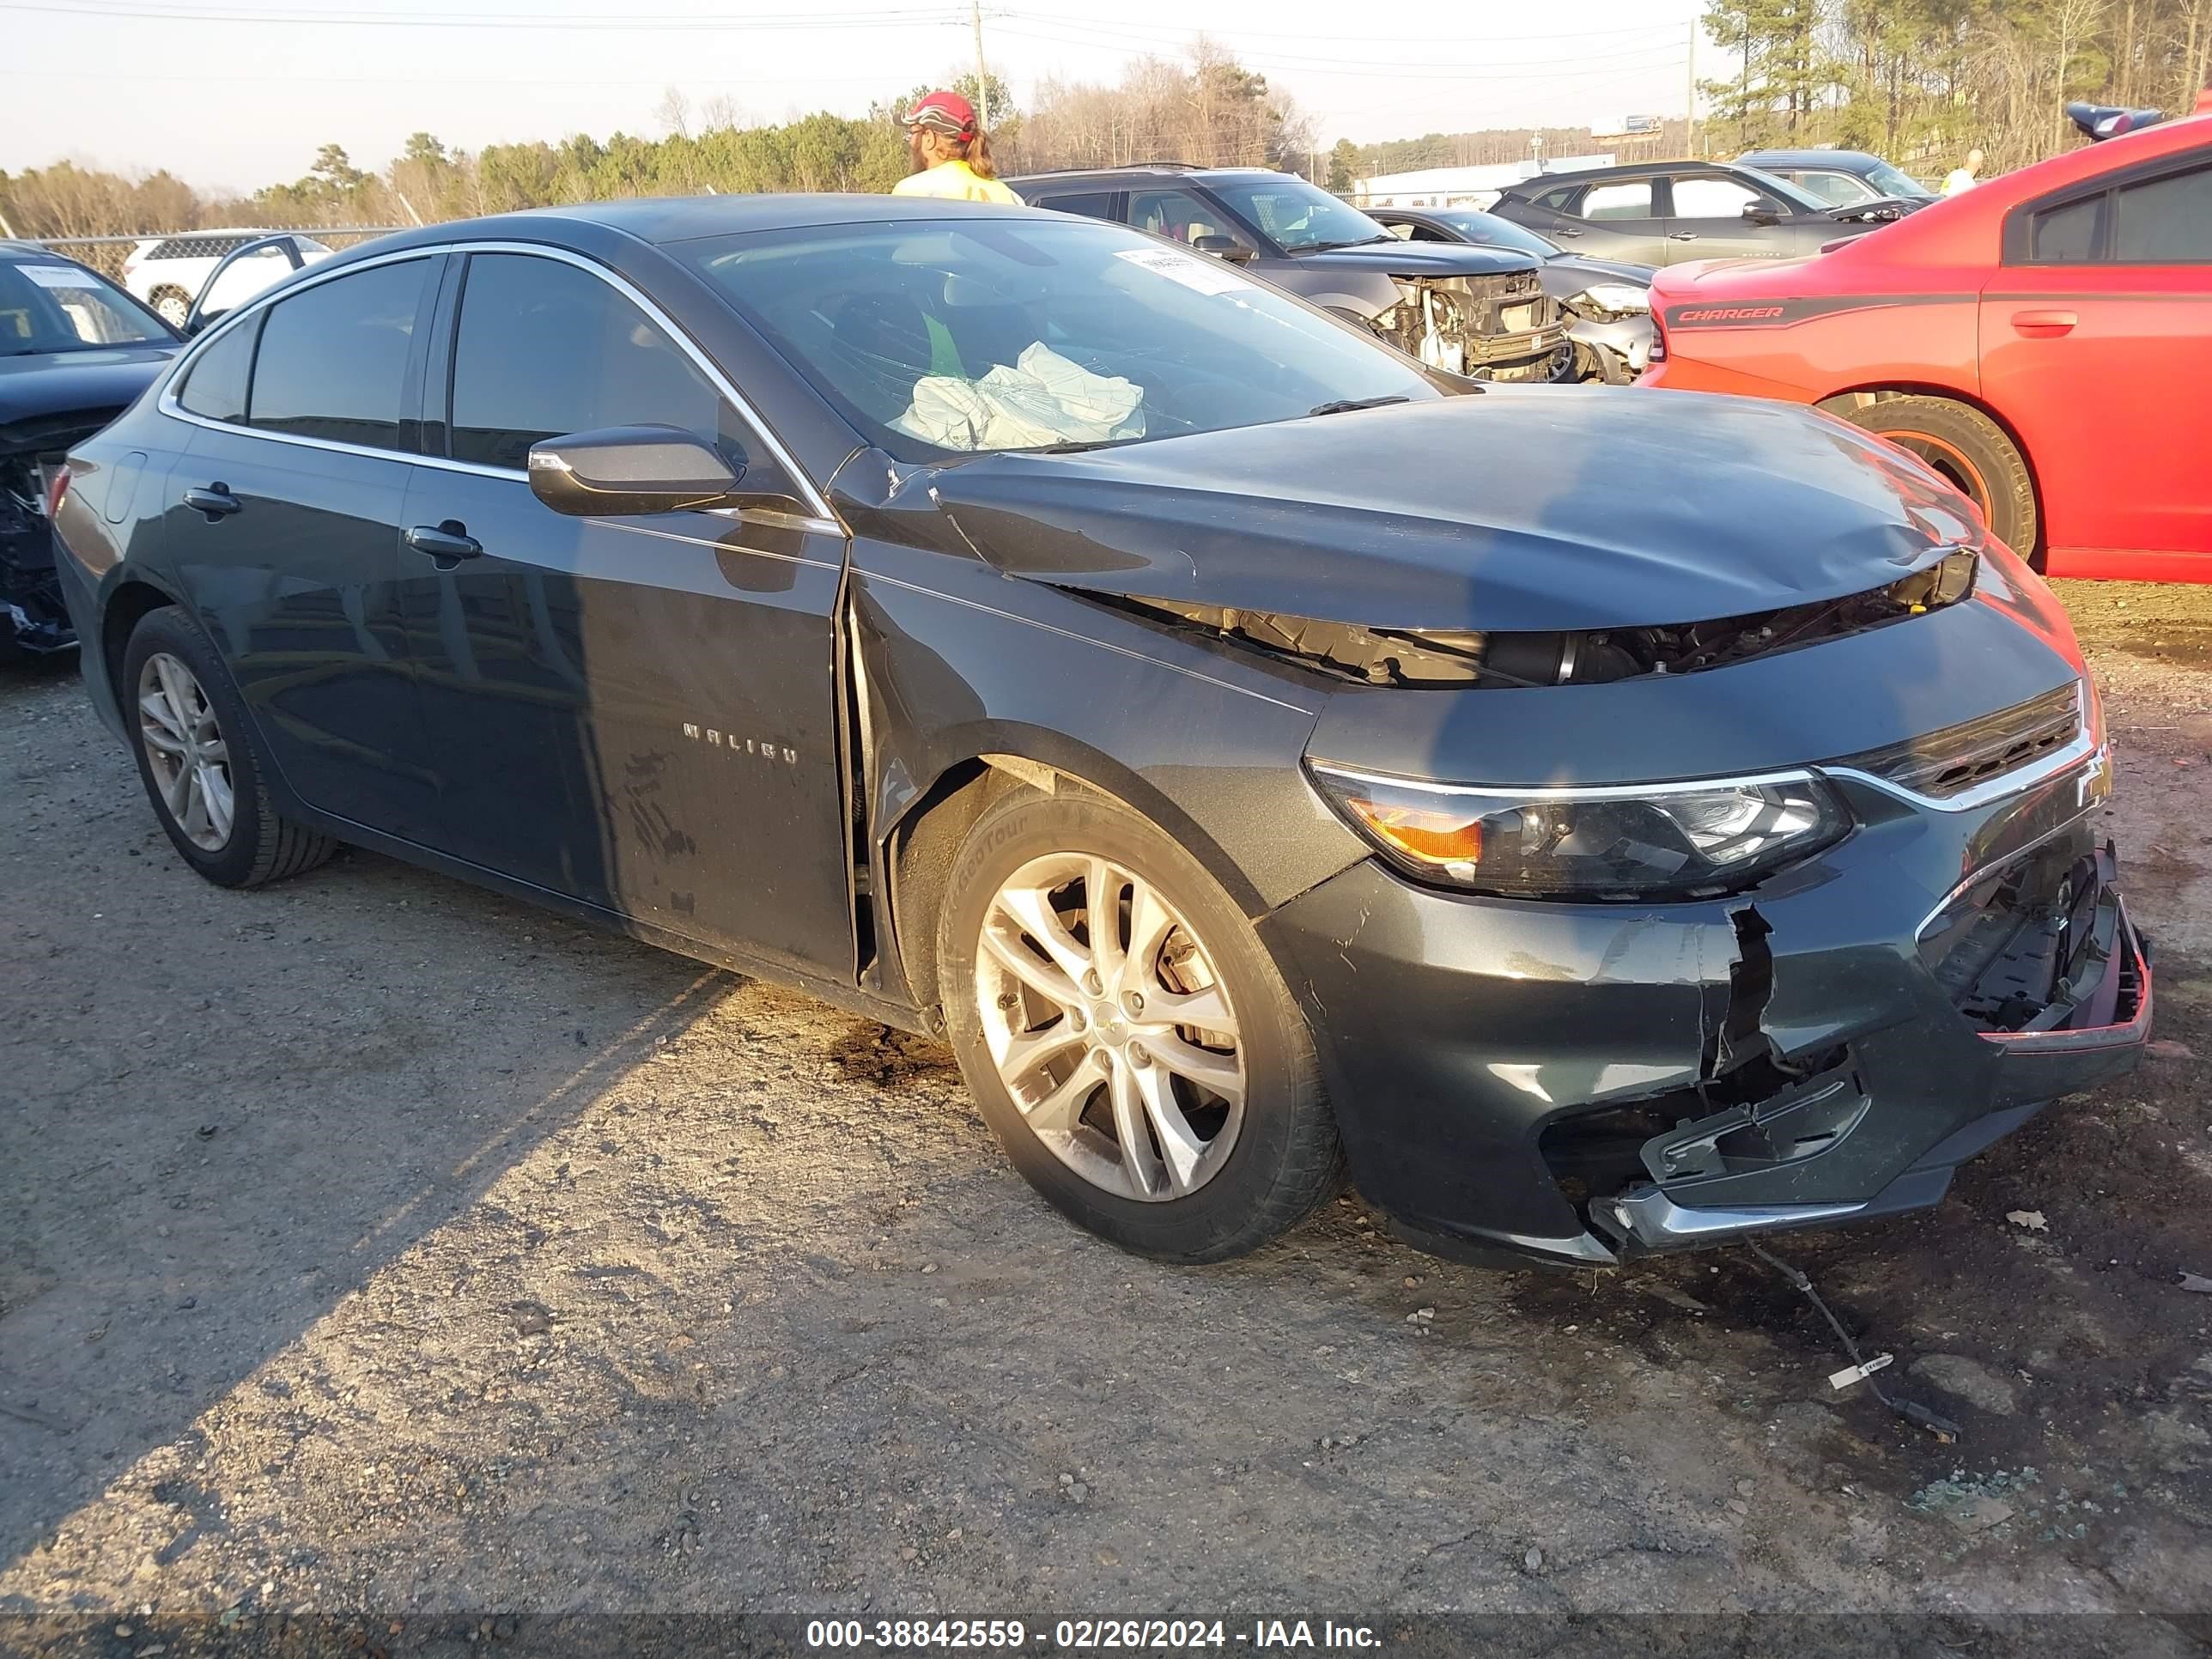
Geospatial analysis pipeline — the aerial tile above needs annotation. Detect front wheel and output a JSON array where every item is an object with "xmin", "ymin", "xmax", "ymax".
[{"xmin": 935, "ymin": 787, "xmax": 1344, "ymax": 1262}]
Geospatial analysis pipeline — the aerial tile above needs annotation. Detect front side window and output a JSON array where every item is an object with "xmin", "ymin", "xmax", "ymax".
[
  {"xmin": 680, "ymin": 216, "xmax": 1442, "ymax": 460},
  {"xmin": 1128, "ymin": 189, "xmax": 1241, "ymax": 248},
  {"xmin": 447, "ymin": 252, "xmax": 785, "ymax": 491},
  {"xmin": 1578, "ymin": 181, "xmax": 1654, "ymax": 220},
  {"xmin": 247, "ymin": 258, "xmax": 428, "ymax": 450},
  {"xmin": 1670, "ymin": 175, "xmax": 1766, "ymax": 218},
  {"xmin": 0, "ymin": 258, "xmax": 173, "ymax": 353},
  {"xmin": 1198, "ymin": 175, "xmax": 1392, "ymax": 252},
  {"xmin": 2114, "ymin": 165, "xmax": 2212, "ymax": 262}
]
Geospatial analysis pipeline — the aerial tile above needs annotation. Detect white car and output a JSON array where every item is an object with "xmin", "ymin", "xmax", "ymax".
[{"xmin": 121, "ymin": 228, "xmax": 332, "ymax": 326}]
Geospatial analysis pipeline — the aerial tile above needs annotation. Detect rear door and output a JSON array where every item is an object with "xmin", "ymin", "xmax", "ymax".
[
  {"xmin": 157, "ymin": 254, "xmax": 441, "ymax": 839},
  {"xmin": 396, "ymin": 246, "xmax": 855, "ymax": 972},
  {"xmin": 1982, "ymin": 152, "xmax": 2212, "ymax": 562},
  {"xmin": 1539, "ymin": 176, "xmax": 1669, "ymax": 265}
]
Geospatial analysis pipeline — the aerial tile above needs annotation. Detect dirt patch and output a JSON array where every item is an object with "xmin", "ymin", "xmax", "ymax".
[{"xmin": 1, "ymin": 578, "xmax": 2208, "ymax": 1636}]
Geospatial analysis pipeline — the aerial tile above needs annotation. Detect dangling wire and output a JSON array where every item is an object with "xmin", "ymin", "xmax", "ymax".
[{"xmin": 1743, "ymin": 1240, "xmax": 1962, "ymax": 1443}]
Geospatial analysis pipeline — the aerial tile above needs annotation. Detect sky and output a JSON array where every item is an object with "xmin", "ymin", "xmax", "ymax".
[{"xmin": 0, "ymin": 0, "xmax": 1711, "ymax": 194}]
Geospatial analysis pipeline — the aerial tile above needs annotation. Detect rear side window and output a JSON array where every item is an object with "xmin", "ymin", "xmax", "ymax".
[
  {"xmin": 1532, "ymin": 184, "xmax": 1581, "ymax": 212},
  {"xmin": 177, "ymin": 315, "xmax": 259, "ymax": 422},
  {"xmin": 447, "ymin": 252, "xmax": 787, "ymax": 492},
  {"xmin": 2114, "ymin": 165, "xmax": 2212, "ymax": 261},
  {"xmin": 1578, "ymin": 181, "xmax": 1654, "ymax": 220},
  {"xmin": 2030, "ymin": 195, "xmax": 2103, "ymax": 263},
  {"xmin": 1036, "ymin": 191, "xmax": 1117, "ymax": 221},
  {"xmin": 248, "ymin": 259, "xmax": 429, "ymax": 450}
]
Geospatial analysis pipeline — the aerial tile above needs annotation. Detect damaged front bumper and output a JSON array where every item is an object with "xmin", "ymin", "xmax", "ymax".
[
  {"xmin": 1259, "ymin": 754, "xmax": 2148, "ymax": 1268},
  {"xmin": 1, "ymin": 465, "xmax": 76, "ymax": 658}
]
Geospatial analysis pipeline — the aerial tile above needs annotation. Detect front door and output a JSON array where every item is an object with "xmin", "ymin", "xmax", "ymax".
[
  {"xmin": 156, "ymin": 255, "xmax": 441, "ymax": 839},
  {"xmin": 396, "ymin": 247, "xmax": 854, "ymax": 974},
  {"xmin": 1659, "ymin": 173, "xmax": 1796, "ymax": 264},
  {"xmin": 1981, "ymin": 155, "xmax": 2212, "ymax": 563}
]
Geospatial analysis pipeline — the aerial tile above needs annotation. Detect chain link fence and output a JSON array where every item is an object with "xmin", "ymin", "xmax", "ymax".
[{"xmin": 21, "ymin": 226, "xmax": 403, "ymax": 283}]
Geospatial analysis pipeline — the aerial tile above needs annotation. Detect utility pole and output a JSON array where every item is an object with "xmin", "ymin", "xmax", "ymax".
[
  {"xmin": 971, "ymin": 0, "xmax": 992, "ymax": 129},
  {"xmin": 1686, "ymin": 15, "xmax": 1698, "ymax": 157}
]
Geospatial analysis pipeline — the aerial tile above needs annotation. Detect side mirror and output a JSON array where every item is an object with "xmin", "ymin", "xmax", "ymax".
[
  {"xmin": 527, "ymin": 424, "xmax": 799, "ymax": 518},
  {"xmin": 1191, "ymin": 234, "xmax": 1255, "ymax": 263},
  {"xmin": 1741, "ymin": 203, "xmax": 1782, "ymax": 227}
]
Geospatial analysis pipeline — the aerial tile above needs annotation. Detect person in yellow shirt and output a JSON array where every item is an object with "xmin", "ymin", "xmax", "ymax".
[{"xmin": 892, "ymin": 91, "xmax": 1020, "ymax": 204}]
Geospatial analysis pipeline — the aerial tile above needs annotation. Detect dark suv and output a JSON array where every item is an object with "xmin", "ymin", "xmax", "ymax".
[
  {"xmin": 1490, "ymin": 160, "xmax": 1902, "ymax": 267},
  {"xmin": 1007, "ymin": 165, "xmax": 1586, "ymax": 382}
]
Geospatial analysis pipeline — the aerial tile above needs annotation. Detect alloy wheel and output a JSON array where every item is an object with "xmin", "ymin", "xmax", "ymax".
[
  {"xmin": 137, "ymin": 651, "xmax": 235, "ymax": 851},
  {"xmin": 975, "ymin": 853, "xmax": 1246, "ymax": 1202},
  {"xmin": 154, "ymin": 293, "xmax": 190, "ymax": 327}
]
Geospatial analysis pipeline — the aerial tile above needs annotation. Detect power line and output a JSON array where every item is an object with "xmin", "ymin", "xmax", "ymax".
[
  {"xmin": 0, "ymin": 0, "xmax": 974, "ymax": 26},
  {"xmin": 994, "ymin": 24, "xmax": 1686, "ymax": 83},
  {"xmin": 994, "ymin": 6, "xmax": 1691, "ymax": 47}
]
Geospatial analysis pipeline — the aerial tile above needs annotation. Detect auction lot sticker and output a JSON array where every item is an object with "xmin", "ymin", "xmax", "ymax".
[
  {"xmin": 1114, "ymin": 246, "xmax": 1248, "ymax": 295},
  {"xmin": 17, "ymin": 264, "xmax": 105, "ymax": 289}
]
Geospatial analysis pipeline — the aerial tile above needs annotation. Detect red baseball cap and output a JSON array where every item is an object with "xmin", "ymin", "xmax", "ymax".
[{"xmin": 902, "ymin": 89, "xmax": 978, "ymax": 137}]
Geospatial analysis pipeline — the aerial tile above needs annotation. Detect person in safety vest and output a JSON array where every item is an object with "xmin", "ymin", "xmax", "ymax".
[{"xmin": 892, "ymin": 90, "xmax": 1019, "ymax": 204}]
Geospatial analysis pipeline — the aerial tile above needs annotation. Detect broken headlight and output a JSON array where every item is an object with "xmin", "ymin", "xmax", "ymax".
[
  {"xmin": 1310, "ymin": 763, "xmax": 1851, "ymax": 900},
  {"xmin": 1567, "ymin": 282, "xmax": 1651, "ymax": 319}
]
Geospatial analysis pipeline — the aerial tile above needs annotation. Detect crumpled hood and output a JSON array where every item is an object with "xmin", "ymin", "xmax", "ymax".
[
  {"xmin": 0, "ymin": 346, "xmax": 176, "ymax": 438},
  {"xmin": 930, "ymin": 387, "xmax": 1984, "ymax": 634},
  {"xmin": 1291, "ymin": 240, "xmax": 1540, "ymax": 280}
]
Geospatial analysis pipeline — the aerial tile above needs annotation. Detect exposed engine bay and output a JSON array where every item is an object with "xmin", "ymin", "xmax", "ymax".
[
  {"xmin": 1, "ymin": 410, "xmax": 113, "ymax": 658},
  {"xmin": 1366, "ymin": 270, "xmax": 1573, "ymax": 383},
  {"xmin": 1118, "ymin": 548, "xmax": 1978, "ymax": 689}
]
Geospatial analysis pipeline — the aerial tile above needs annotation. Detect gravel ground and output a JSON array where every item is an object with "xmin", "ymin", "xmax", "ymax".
[{"xmin": 3, "ymin": 580, "xmax": 2209, "ymax": 1650}]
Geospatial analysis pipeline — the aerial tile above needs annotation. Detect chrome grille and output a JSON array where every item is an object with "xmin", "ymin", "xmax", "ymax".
[{"xmin": 1840, "ymin": 684, "xmax": 2081, "ymax": 801}]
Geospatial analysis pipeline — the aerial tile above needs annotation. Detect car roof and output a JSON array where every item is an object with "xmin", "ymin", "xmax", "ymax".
[
  {"xmin": 1738, "ymin": 149, "xmax": 1883, "ymax": 169},
  {"xmin": 1495, "ymin": 158, "xmax": 1746, "ymax": 196},
  {"xmin": 1006, "ymin": 165, "xmax": 1289, "ymax": 187},
  {"xmin": 380, "ymin": 194, "xmax": 1049, "ymax": 251}
]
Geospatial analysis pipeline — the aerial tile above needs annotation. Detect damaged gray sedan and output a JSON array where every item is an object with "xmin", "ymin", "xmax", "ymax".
[{"xmin": 50, "ymin": 198, "xmax": 2147, "ymax": 1268}]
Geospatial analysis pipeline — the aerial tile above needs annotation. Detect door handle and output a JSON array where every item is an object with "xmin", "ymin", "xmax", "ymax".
[
  {"xmin": 1553, "ymin": 227, "xmax": 1583, "ymax": 237},
  {"xmin": 404, "ymin": 520, "xmax": 483, "ymax": 568},
  {"xmin": 2011, "ymin": 308, "xmax": 2076, "ymax": 337},
  {"xmin": 183, "ymin": 484, "xmax": 240, "ymax": 520},
  {"xmin": 1668, "ymin": 231, "xmax": 1700, "ymax": 241}
]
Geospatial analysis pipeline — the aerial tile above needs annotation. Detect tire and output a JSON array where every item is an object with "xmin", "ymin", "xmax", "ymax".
[
  {"xmin": 1844, "ymin": 395, "xmax": 2040, "ymax": 565},
  {"xmin": 936, "ymin": 787, "xmax": 1345, "ymax": 1263},
  {"xmin": 122, "ymin": 606, "xmax": 337, "ymax": 889},
  {"xmin": 150, "ymin": 289, "xmax": 191, "ymax": 328}
]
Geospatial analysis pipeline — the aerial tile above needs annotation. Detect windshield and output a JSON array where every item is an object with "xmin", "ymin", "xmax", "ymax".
[
  {"xmin": 680, "ymin": 217, "xmax": 1443, "ymax": 462},
  {"xmin": 0, "ymin": 257, "xmax": 174, "ymax": 354},
  {"xmin": 1431, "ymin": 210, "xmax": 1559, "ymax": 258},
  {"xmin": 1201, "ymin": 175, "xmax": 1395, "ymax": 253},
  {"xmin": 1862, "ymin": 160, "xmax": 1936, "ymax": 200}
]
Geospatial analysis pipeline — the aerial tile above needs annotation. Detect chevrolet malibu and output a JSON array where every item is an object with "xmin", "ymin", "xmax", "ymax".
[{"xmin": 52, "ymin": 197, "xmax": 2149, "ymax": 1268}]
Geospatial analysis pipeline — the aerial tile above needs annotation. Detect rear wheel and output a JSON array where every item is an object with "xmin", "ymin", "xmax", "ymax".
[
  {"xmin": 1843, "ymin": 395, "xmax": 2040, "ymax": 565},
  {"xmin": 936, "ymin": 787, "xmax": 1344, "ymax": 1262},
  {"xmin": 123, "ymin": 607, "xmax": 337, "ymax": 888},
  {"xmin": 149, "ymin": 288, "xmax": 191, "ymax": 328}
]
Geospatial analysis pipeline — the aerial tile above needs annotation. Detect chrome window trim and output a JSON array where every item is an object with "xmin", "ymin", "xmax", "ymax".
[{"xmin": 157, "ymin": 237, "xmax": 842, "ymax": 528}]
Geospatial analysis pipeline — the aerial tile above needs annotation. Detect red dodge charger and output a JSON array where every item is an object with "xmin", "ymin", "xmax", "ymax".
[{"xmin": 1645, "ymin": 100, "xmax": 2212, "ymax": 580}]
